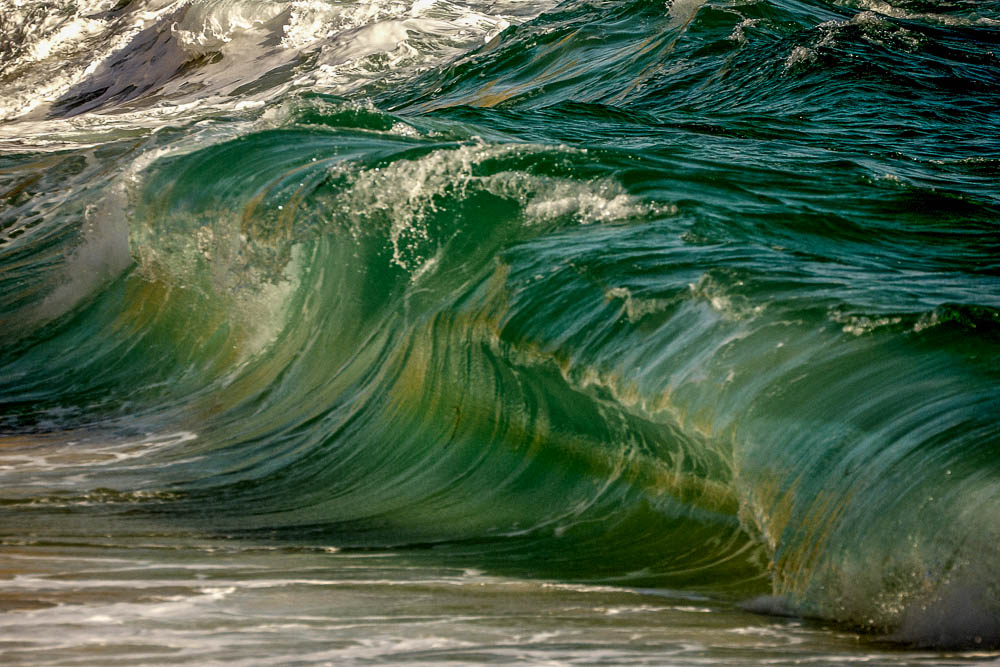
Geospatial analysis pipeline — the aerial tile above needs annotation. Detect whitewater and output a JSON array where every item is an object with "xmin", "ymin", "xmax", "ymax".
[{"xmin": 1, "ymin": 0, "xmax": 999, "ymax": 663}]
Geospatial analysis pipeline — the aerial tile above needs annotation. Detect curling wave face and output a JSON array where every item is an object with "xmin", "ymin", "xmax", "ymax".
[{"xmin": 1, "ymin": 0, "xmax": 999, "ymax": 652}]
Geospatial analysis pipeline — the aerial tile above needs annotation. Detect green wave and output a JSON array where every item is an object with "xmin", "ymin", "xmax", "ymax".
[{"xmin": 1, "ymin": 0, "xmax": 999, "ymax": 649}]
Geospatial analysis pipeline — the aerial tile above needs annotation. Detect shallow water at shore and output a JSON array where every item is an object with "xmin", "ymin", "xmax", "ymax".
[{"xmin": 3, "ymin": 534, "xmax": 999, "ymax": 666}]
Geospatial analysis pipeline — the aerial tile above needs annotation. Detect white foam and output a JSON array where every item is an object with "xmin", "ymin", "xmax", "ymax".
[
  {"xmin": 0, "ymin": 0, "xmax": 183, "ymax": 121},
  {"xmin": 668, "ymin": 0, "xmax": 708, "ymax": 29},
  {"xmin": 171, "ymin": 0, "xmax": 286, "ymax": 57},
  {"xmin": 604, "ymin": 286, "xmax": 676, "ymax": 323},
  {"xmin": 829, "ymin": 309, "xmax": 905, "ymax": 336},
  {"xmin": 328, "ymin": 142, "xmax": 657, "ymax": 271},
  {"xmin": 785, "ymin": 7, "xmax": 935, "ymax": 73},
  {"xmin": 688, "ymin": 274, "xmax": 765, "ymax": 321},
  {"xmin": 29, "ymin": 186, "xmax": 132, "ymax": 325},
  {"xmin": 0, "ymin": 0, "xmax": 558, "ymax": 134},
  {"xmin": 785, "ymin": 45, "xmax": 817, "ymax": 71},
  {"xmin": 838, "ymin": 0, "xmax": 1000, "ymax": 27},
  {"xmin": 0, "ymin": 431, "xmax": 198, "ymax": 494}
]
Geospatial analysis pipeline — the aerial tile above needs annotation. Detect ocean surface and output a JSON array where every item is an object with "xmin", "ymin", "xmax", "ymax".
[{"xmin": 1, "ymin": 0, "xmax": 999, "ymax": 663}]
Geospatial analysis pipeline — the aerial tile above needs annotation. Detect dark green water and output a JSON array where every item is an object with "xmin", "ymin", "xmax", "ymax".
[{"xmin": 1, "ymin": 0, "xmax": 999, "ymax": 662}]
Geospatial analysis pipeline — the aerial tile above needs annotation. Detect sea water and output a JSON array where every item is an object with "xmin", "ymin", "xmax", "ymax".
[{"xmin": 1, "ymin": 0, "xmax": 999, "ymax": 663}]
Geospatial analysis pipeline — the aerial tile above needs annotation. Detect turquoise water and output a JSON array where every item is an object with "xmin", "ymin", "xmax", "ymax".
[{"xmin": 1, "ymin": 0, "xmax": 999, "ymax": 662}]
